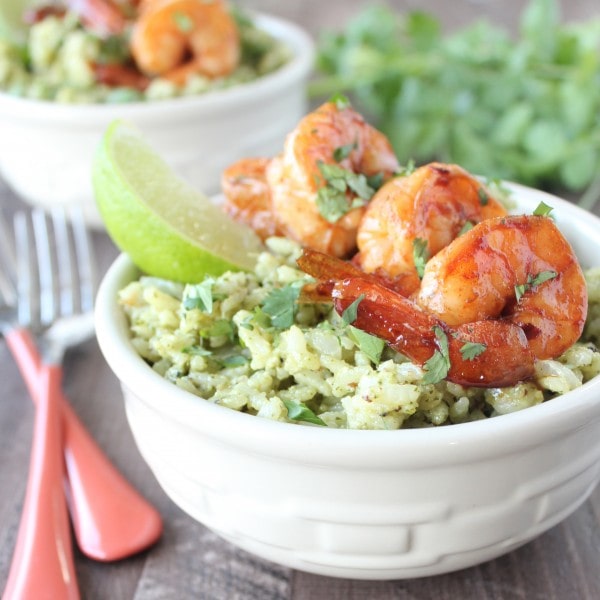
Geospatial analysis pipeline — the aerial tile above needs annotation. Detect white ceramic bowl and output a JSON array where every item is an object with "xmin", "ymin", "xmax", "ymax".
[
  {"xmin": 0, "ymin": 14, "xmax": 314, "ymax": 228},
  {"xmin": 95, "ymin": 184, "xmax": 600, "ymax": 579}
]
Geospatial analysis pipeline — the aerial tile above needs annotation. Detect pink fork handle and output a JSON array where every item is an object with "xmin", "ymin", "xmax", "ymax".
[
  {"xmin": 5, "ymin": 328, "xmax": 163, "ymax": 561},
  {"xmin": 3, "ymin": 364, "xmax": 80, "ymax": 600}
]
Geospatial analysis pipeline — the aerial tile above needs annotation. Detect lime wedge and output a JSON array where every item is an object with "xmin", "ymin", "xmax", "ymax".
[{"xmin": 93, "ymin": 121, "xmax": 264, "ymax": 282}]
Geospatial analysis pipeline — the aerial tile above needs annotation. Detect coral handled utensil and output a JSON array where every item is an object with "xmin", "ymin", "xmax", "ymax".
[{"xmin": 0, "ymin": 209, "xmax": 162, "ymax": 586}]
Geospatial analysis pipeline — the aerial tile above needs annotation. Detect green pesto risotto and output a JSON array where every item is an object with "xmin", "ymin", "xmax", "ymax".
[
  {"xmin": 0, "ymin": 9, "xmax": 290, "ymax": 103},
  {"xmin": 119, "ymin": 238, "xmax": 600, "ymax": 430}
]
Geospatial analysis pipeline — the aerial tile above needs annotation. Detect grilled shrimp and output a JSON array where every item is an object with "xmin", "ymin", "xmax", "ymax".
[
  {"xmin": 298, "ymin": 212, "xmax": 588, "ymax": 387},
  {"xmin": 417, "ymin": 214, "xmax": 588, "ymax": 360},
  {"xmin": 130, "ymin": 0, "xmax": 240, "ymax": 84},
  {"xmin": 264, "ymin": 101, "xmax": 399, "ymax": 257},
  {"xmin": 356, "ymin": 163, "xmax": 507, "ymax": 291},
  {"xmin": 221, "ymin": 158, "xmax": 284, "ymax": 240}
]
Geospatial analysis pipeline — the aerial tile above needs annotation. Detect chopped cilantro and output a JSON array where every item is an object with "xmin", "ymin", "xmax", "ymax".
[
  {"xmin": 366, "ymin": 172, "xmax": 384, "ymax": 190},
  {"xmin": 333, "ymin": 141, "xmax": 358, "ymax": 162},
  {"xmin": 283, "ymin": 400, "xmax": 326, "ymax": 426},
  {"xmin": 413, "ymin": 237, "xmax": 429, "ymax": 279},
  {"xmin": 172, "ymin": 11, "xmax": 193, "ymax": 32},
  {"xmin": 329, "ymin": 92, "xmax": 351, "ymax": 110},
  {"xmin": 514, "ymin": 270, "xmax": 558, "ymax": 302},
  {"xmin": 396, "ymin": 159, "xmax": 416, "ymax": 177},
  {"xmin": 217, "ymin": 355, "xmax": 249, "ymax": 368},
  {"xmin": 315, "ymin": 160, "xmax": 377, "ymax": 222},
  {"xmin": 182, "ymin": 345, "xmax": 212, "ymax": 356},
  {"xmin": 477, "ymin": 187, "xmax": 489, "ymax": 206},
  {"xmin": 261, "ymin": 284, "xmax": 302, "ymax": 328},
  {"xmin": 183, "ymin": 279, "xmax": 215, "ymax": 313},
  {"xmin": 342, "ymin": 293, "xmax": 365, "ymax": 325},
  {"xmin": 349, "ymin": 326, "xmax": 385, "ymax": 365},
  {"xmin": 204, "ymin": 319, "xmax": 235, "ymax": 340},
  {"xmin": 533, "ymin": 201, "xmax": 554, "ymax": 217},
  {"xmin": 460, "ymin": 342, "xmax": 487, "ymax": 361},
  {"xmin": 458, "ymin": 221, "xmax": 474, "ymax": 236},
  {"xmin": 421, "ymin": 326, "xmax": 451, "ymax": 384}
]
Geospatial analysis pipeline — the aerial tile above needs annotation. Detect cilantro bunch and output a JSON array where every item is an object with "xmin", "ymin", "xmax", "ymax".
[{"xmin": 311, "ymin": 0, "xmax": 600, "ymax": 210}]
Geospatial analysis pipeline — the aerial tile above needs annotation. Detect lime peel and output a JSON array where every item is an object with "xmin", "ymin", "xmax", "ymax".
[{"xmin": 93, "ymin": 121, "xmax": 264, "ymax": 282}]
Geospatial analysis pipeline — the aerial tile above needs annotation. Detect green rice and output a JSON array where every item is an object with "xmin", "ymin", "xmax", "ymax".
[
  {"xmin": 118, "ymin": 238, "xmax": 600, "ymax": 430},
  {"xmin": 0, "ymin": 9, "xmax": 290, "ymax": 103}
]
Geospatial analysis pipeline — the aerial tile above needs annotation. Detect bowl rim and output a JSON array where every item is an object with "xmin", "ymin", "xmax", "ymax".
[
  {"xmin": 0, "ymin": 13, "xmax": 315, "ymax": 122},
  {"xmin": 94, "ymin": 183, "xmax": 600, "ymax": 467}
]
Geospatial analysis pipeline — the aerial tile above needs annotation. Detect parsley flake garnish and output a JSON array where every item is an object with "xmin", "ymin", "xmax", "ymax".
[
  {"xmin": 533, "ymin": 201, "xmax": 554, "ymax": 217},
  {"xmin": 341, "ymin": 293, "xmax": 364, "ymax": 325},
  {"xmin": 348, "ymin": 326, "xmax": 385, "ymax": 365},
  {"xmin": 283, "ymin": 400, "xmax": 326, "ymax": 426},
  {"xmin": 413, "ymin": 237, "xmax": 429, "ymax": 279},
  {"xmin": 514, "ymin": 270, "xmax": 558, "ymax": 302},
  {"xmin": 261, "ymin": 284, "xmax": 302, "ymax": 329},
  {"xmin": 333, "ymin": 141, "xmax": 358, "ymax": 162},
  {"xmin": 422, "ymin": 326, "xmax": 451, "ymax": 384},
  {"xmin": 460, "ymin": 342, "xmax": 487, "ymax": 361}
]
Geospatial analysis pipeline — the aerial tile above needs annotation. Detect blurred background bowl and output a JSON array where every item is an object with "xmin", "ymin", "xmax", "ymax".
[
  {"xmin": 0, "ymin": 13, "xmax": 314, "ymax": 228},
  {"xmin": 95, "ymin": 183, "xmax": 600, "ymax": 579}
]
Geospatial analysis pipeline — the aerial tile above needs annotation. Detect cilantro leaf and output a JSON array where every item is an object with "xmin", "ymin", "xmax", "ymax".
[
  {"xmin": 183, "ymin": 279, "xmax": 215, "ymax": 312},
  {"xmin": 530, "ymin": 270, "xmax": 558, "ymax": 287},
  {"xmin": 421, "ymin": 326, "xmax": 450, "ymax": 384},
  {"xmin": 329, "ymin": 92, "xmax": 351, "ymax": 110},
  {"xmin": 173, "ymin": 11, "xmax": 193, "ymax": 32},
  {"xmin": 315, "ymin": 160, "xmax": 376, "ymax": 222},
  {"xmin": 348, "ymin": 326, "xmax": 385, "ymax": 365},
  {"xmin": 217, "ymin": 355, "xmax": 249, "ymax": 368},
  {"xmin": 460, "ymin": 342, "xmax": 487, "ymax": 360},
  {"xmin": 261, "ymin": 284, "xmax": 301, "ymax": 329},
  {"xmin": 203, "ymin": 319, "xmax": 235, "ymax": 341},
  {"xmin": 458, "ymin": 220, "xmax": 474, "ymax": 236},
  {"xmin": 396, "ymin": 159, "xmax": 416, "ymax": 177},
  {"xmin": 533, "ymin": 201, "xmax": 554, "ymax": 217},
  {"xmin": 283, "ymin": 399, "xmax": 326, "ymax": 426},
  {"xmin": 342, "ymin": 293, "xmax": 365, "ymax": 325},
  {"xmin": 515, "ymin": 270, "xmax": 558, "ymax": 302},
  {"xmin": 182, "ymin": 345, "xmax": 212, "ymax": 356},
  {"xmin": 477, "ymin": 187, "xmax": 489, "ymax": 206},
  {"xmin": 333, "ymin": 141, "xmax": 358, "ymax": 162},
  {"xmin": 413, "ymin": 237, "xmax": 429, "ymax": 279}
]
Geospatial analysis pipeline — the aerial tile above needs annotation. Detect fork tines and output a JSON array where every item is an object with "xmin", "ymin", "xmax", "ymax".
[{"xmin": 12, "ymin": 208, "xmax": 96, "ymax": 331}]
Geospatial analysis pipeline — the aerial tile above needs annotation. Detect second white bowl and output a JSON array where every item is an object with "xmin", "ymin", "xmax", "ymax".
[{"xmin": 0, "ymin": 14, "xmax": 314, "ymax": 227}]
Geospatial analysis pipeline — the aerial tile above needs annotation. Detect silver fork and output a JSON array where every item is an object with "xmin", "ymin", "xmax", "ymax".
[{"xmin": 1, "ymin": 209, "xmax": 162, "ymax": 598}]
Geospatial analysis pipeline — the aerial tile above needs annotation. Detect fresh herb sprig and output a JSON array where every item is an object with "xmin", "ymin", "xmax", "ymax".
[{"xmin": 312, "ymin": 0, "xmax": 600, "ymax": 210}]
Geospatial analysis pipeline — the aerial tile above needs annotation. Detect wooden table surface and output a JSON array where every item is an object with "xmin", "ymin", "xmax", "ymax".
[{"xmin": 1, "ymin": 1, "xmax": 599, "ymax": 598}]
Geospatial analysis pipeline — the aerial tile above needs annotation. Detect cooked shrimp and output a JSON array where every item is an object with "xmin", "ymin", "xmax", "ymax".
[
  {"xmin": 67, "ymin": 0, "xmax": 128, "ymax": 35},
  {"xmin": 417, "ymin": 214, "xmax": 588, "ymax": 360},
  {"xmin": 265, "ymin": 101, "xmax": 399, "ymax": 257},
  {"xmin": 221, "ymin": 158, "xmax": 284, "ymax": 241},
  {"xmin": 298, "ymin": 213, "xmax": 588, "ymax": 387},
  {"xmin": 356, "ymin": 163, "xmax": 507, "ymax": 291},
  {"xmin": 130, "ymin": 0, "xmax": 240, "ymax": 85}
]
